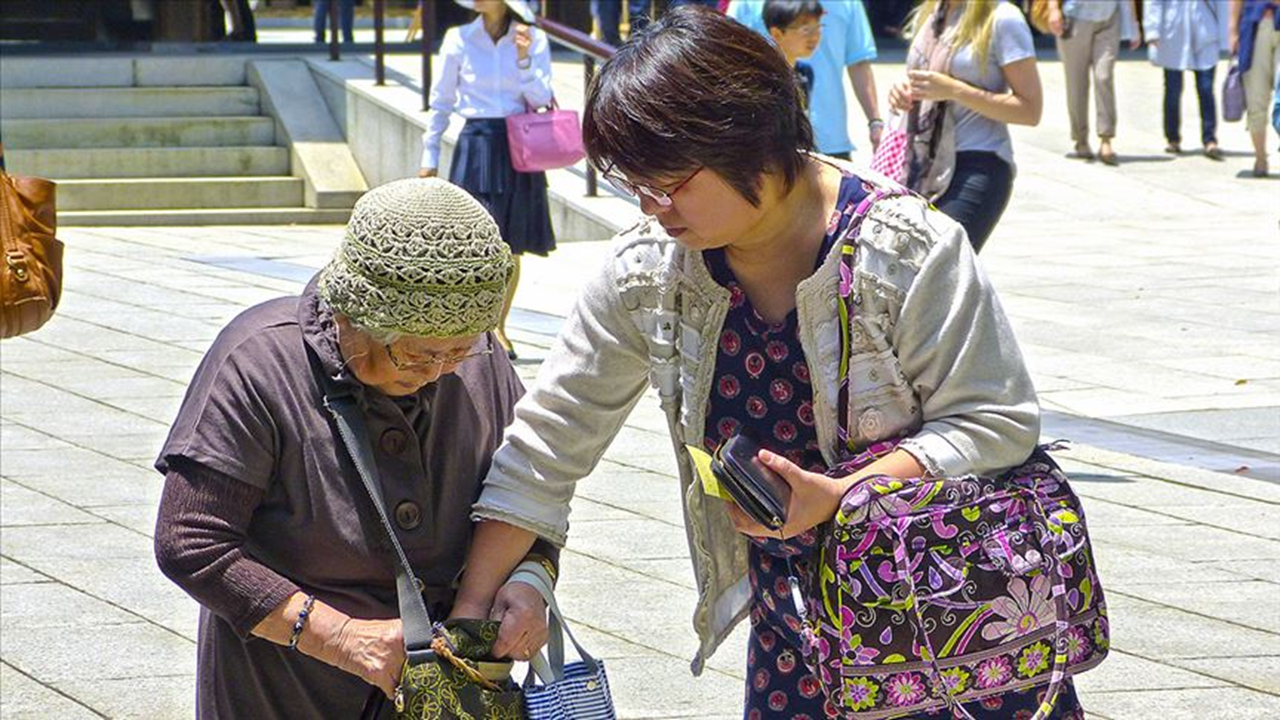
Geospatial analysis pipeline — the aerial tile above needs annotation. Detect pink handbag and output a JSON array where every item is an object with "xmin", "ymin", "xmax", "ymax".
[{"xmin": 505, "ymin": 99, "xmax": 586, "ymax": 173}]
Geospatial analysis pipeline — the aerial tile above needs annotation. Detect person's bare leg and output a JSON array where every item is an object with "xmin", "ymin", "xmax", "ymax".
[
  {"xmin": 496, "ymin": 255, "xmax": 520, "ymax": 358},
  {"xmin": 1252, "ymin": 128, "xmax": 1269, "ymax": 176}
]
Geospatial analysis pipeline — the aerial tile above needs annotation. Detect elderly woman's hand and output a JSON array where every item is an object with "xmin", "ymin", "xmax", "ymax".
[
  {"xmin": 329, "ymin": 617, "xmax": 406, "ymax": 700},
  {"xmin": 490, "ymin": 580, "xmax": 549, "ymax": 661}
]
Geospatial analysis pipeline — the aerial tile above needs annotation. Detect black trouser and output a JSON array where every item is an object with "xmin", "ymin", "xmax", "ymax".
[
  {"xmin": 1163, "ymin": 68, "xmax": 1217, "ymax": 146},
  {"xmin": 934, "ymin": 151, "xmax": 1014, "ymax": 253}
]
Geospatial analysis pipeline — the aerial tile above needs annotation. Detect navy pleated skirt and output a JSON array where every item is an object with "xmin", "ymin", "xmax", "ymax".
[{"xmin": 449, "ymin": 117, "xmax": 556, "ymax": 257}]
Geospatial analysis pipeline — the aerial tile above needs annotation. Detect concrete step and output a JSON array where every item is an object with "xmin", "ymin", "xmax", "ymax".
[
  {"xmin": 5, "ymin": 146, "xmax": 290, "ymax": 179},
  {"xmin": 56, "ymin": 177, "xmax": 304, "ymax": 211},
  {"xmin": 0, "ymin": 87, "xmax": 261, "ymax": 119},
  {"xmin": 59, "ymin": 207, "xmax": 353, "ymax": 226},
  {"xmin": 0, "ymin": 56, "xmax": 251, "ymax": 89},
  {"xmin": 0, "ymin": 117, "xmax": 275, "ymax": 149}
]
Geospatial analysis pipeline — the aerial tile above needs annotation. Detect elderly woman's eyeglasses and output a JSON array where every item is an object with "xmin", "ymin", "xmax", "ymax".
[
  {"xmin": 384, "ymin": 338, "xmax": 493, "ymax": 371},
  {"xmin": 601, "ymin": 165, "xmax": 702, "ymax": 207}
]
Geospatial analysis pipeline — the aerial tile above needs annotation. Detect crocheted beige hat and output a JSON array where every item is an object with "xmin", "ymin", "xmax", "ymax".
[{"xmin": 318, "ymin": 178, "xmax": 514, "ymax": 338}]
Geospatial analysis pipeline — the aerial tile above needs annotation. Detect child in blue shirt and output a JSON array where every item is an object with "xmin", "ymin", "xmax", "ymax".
[{"xmin": 763, "ymin": 0, "xmax": 824, "ymax": 110}]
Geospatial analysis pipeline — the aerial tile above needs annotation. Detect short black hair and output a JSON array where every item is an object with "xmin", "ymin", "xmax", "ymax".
[
  {"xmin": 762, "ymin": 0, "xmax": 825, "ymax": 31},
  {"xmin": 583, "ymin": 5, "xmax": 814, "ymax": 206}
]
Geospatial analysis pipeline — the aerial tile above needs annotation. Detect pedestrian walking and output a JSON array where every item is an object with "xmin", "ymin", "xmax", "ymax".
[
  {"xmin": 313, "ymin": 0, "xmax": 355, "ymax": 44},
  {"xmin": 419, "ymin": 0, "xmax": 556, "ymax": 360},
  {"xmin": 443, "ymin": 8, "xmax": 1086, "ymax": 719},
  {"xmin": 763, "ymin": 0, "xmax": 825, "ymax": 109},
  {"xmin": 1047, "ymin": 0, "xmax": 1140, "ymax": 164},
  {"xmin": 153, "ymin": 178, "xmax": 556, "ymax": 719},
  {"xmin": 1230, "ymin": 0, "xmax": 1280, "ymax": 176},
  {"xmin": 1145, "ymin": 0, "xmax": 1228, "ymax": 159},
  {"xmin": 728, "ymin": 0, "xmax": 883, "ymax": 158},
  {"xmin": 887, "ymin": 0, "xmax": 1044, "ymax": 252}
]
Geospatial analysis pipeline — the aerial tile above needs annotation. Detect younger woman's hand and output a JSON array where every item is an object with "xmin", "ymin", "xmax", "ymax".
[
  {"xmin": 907, "ymin": 70, "xmax": 961, "ymax": 102},
  {"xmin": 514, "ymin": 24, "xmax": 531, "ymax": 62},
  {"xmin": 490, "ymin": 580, "xmax": 549, "ymax": 661},
  {"xmin": 888, "ymin": 80, "xmax": 914, "ymax": 113},
  {"xmin": 724, "ymin": 449, "xmax": 855, "ymax": 540}
]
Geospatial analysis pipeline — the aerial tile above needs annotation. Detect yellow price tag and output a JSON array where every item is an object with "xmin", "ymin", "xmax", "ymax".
[{"xmin": 686, "ymin": 444, "xmax": 735, "ymax": 502}]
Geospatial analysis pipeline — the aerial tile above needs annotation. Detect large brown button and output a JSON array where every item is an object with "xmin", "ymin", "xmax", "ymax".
[
  {"xmin": 394, "ymin": 501, "xmax": 421, "ymax": 531},
  {"xmin": 380, "ymin": 428, "xmax": 407, "ymax": 455}
]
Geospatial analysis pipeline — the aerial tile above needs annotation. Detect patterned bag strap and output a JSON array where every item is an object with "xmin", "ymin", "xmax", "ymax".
[
  {"xmin": 834, "ymin": 186, "xmax": 915, "ymax": 452},
  {"xmin": 889, "ymin": 490, "xmax": 1073, "ymax": 720}
]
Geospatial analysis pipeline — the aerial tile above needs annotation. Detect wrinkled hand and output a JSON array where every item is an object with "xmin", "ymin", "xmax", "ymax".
[
  {"xmin": 514, "ymin": 24, "xmax": 532, "ymax": 61},
  {"xmin": 490, "ymin": 580, "xmax": 549, "ymax": 661},
  {"xmin": 888, "ymin": 80, "xmax": 914, "ymax": 113},
  {"xmin": 419, "ymin": 167, "xmax": 437, "ymax": 178},
  {"xmin": 907, "ymin": 70, "xmax": 959, "ymax": 102},
  {"xmin": 1048, "ymin": 6, "xmax": 1064, "ymax": 37},
  {"xmin": 724, "ymin": 448, "xmax": 862, "ymax": 540},
  {"xmin": 330, "ymin": 618, "xmax": 405, "ymax": 700}
]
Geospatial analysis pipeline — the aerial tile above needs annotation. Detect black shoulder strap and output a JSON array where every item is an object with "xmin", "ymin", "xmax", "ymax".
[{"xmin": 319, "ymin": 371, "xmax": 436, "ymax": 659}]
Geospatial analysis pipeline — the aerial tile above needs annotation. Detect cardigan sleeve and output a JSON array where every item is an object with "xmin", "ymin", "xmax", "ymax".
[
  {"xmin": 892, "ymin": 212, "xmax": 1041, "ymax": 477},
  {"xmin": 154, "ymin": 458, "xmax": 299, "ymax": 639},
  {"xmin": 472, "ymin": 248, "xmax": 654, "ymax": 546}
]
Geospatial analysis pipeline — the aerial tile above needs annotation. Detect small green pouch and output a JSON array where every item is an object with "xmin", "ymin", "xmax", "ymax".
[{"xmin": 395, "ymin": 619, "xmax": 525, "ymax": 720}]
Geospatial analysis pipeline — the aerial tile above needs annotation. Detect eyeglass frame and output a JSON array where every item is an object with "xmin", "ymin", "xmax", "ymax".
[
  {"xmin": 785, "ymin": 20, "xmax": 824, "ymax": 38},
  {"xmin": 601, "ymin": 164, "xmax": 703, "ymax": 207},
  {"xmin": 384, "ymin": 334, "xmax": 494, "ymax": 372}
]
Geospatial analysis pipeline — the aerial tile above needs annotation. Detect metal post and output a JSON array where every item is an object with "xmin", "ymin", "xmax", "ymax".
[
  {"xmin": 328, "ymin": 0, "xmax": 340, "ymax": 60},
  {"xmin": 374, "ymin": 0, "xmax": 385, "ymax": 85},
  {"xmin": 421, "ymin": 0, "xmax": 435, "ymax": 111},
  {"xmin": 584, "ymin": 56, "xmax": 597, "ymax": 197}
]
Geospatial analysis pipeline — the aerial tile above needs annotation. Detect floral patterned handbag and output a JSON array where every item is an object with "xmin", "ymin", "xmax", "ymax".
[{"xmin": 798, "ymin": 189, "xmax": 1110, "ymax": 719}]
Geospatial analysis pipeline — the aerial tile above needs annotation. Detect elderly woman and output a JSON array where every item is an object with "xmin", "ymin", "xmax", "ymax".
[
  {"xmin": 154, "ymin": 178, "xmax": 553, "ymax": 719},
  {"xmin": 450, "ymin": 7, "xmax": 1084, "ymax": 719}
]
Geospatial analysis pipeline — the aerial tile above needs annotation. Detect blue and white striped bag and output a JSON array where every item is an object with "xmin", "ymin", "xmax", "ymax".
[{"xmin": 510, "ymin": 567, "xmax": 616, "ymax": 720}]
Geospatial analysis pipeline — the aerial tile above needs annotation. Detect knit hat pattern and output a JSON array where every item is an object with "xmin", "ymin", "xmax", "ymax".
[{"xmin": 318, "ymin": 178, "xmax": 514, "ymax": 337}]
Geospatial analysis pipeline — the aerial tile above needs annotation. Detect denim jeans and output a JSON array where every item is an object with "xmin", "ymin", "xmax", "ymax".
[
  {"xmin": 1163, "ymin": 68, "xmax": 1218, "ymax": 146},
  {"xmin": 934, "ymin": 151, "xmax": 1014, "ymax": 254},
  {"xmin": 314, "ymin": 0, "xmax": 355, "ymax": 44}
]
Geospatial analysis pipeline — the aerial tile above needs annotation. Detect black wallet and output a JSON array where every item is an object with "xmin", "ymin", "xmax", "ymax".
[{"xmin": 711, "ymin": 433, "xmax": 791, "ymax": 530}]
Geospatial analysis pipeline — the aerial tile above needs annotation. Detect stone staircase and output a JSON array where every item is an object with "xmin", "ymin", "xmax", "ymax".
[{"xmin": 0, "ymin": 58, "xmax": 359, "ymax": 226}]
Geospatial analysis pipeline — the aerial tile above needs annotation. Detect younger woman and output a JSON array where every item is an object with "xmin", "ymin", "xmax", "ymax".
[
  {"xmin": 450, "ymin": 7, "xmax": 1084, "ymax": 718},
  {"xmin": 420, "ymin": 0, "xmax": 557, "ymax": 359},
  {"xmin": 887, "ymin": 0, "xmax": 1043, "ymax": 252}
]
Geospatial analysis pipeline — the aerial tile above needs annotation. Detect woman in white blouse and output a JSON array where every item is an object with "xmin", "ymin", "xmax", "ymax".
[{"xmin": 420, "ymin": 0, "xmax": 556, "ymax": 360}]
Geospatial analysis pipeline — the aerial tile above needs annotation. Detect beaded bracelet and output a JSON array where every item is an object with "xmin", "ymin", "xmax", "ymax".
[{"xmin": 288, "ymin": 594, "xmax": 316, "ymax": 650}]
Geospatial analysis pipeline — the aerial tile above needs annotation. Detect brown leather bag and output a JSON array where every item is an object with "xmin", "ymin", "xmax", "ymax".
[{"xmin": 1, "ymin": 143, "xmax": 64, "ymax": 339}]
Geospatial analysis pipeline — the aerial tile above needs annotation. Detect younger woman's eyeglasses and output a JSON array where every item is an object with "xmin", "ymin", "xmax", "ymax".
[{"xmin": 601, "ymin": 165, "xmax": 702, "ymax": 207}]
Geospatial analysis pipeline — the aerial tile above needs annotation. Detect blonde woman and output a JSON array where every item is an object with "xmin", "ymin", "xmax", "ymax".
[{"xmin": 887, "ymin": 0, "xmax": 1043, "ymax": 252}]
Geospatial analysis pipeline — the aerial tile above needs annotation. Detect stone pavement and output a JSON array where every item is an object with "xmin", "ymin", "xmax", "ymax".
[{"xmin": 3, "ymin": 53, "xmax": 1279, "ymax": 718}]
